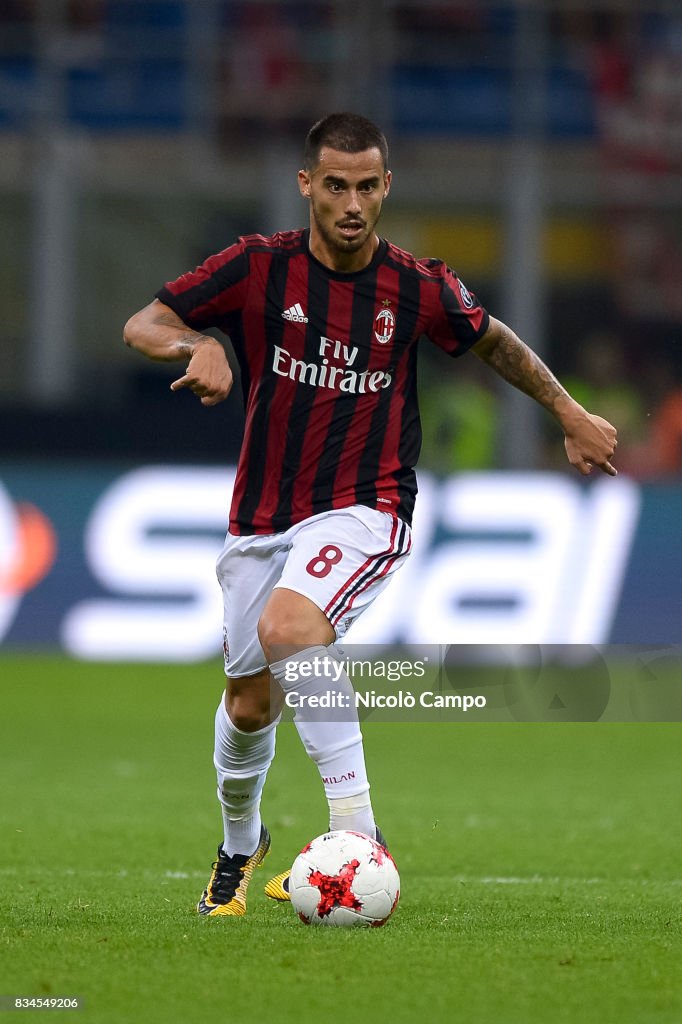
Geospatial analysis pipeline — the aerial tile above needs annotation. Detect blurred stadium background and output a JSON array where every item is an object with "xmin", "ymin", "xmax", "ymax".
[
  {"xmin": 3, "ymin": 14, "xmax": 680, "ymax": 1019},
  {"xmin": 0, "ymin": 0, "xmax": 681, "ymax": 657}
]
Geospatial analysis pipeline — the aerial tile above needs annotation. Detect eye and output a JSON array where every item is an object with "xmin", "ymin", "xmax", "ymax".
[{"xmin": 328, "ymin": 182, "xmax": 343, "ymax": 193}]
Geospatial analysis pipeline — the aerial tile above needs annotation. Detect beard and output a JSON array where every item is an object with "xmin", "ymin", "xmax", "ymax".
[{"xmin": 310, "ymin": 202, "xmax": 378, "ymax": 255}]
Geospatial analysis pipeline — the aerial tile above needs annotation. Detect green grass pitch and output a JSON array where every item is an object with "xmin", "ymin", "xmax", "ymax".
[{"xmin": 1, "ymin": 656, "xmax": 680, "ymax": 1024}]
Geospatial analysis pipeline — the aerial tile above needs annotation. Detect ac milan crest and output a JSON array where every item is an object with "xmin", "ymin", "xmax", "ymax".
[{"xmin": 374, "ymin": 302, "xmax": 395, "ymax": 344}]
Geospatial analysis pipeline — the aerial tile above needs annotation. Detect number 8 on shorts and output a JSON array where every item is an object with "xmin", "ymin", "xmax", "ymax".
[{"xmin": 306, "ymin": 545, "xmax": 344, "ymax": 579}]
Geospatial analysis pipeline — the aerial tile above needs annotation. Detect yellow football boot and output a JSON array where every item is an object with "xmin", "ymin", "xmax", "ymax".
[{"xmin": 197, "ymin": 825, "xmax": 270, "ymax": 917}]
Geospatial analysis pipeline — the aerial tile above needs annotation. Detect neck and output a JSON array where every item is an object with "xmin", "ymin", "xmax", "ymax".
[{"xmin": 307, "ymin": 227, "xmax": 379, "ymax": 274}]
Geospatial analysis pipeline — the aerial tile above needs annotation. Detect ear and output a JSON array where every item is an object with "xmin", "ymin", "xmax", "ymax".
[
  {"xmin": 298, "ymin": 169, "xmax": 311, "ymax": 199},
  {"xmin": 383, "ymin": 170, "xmax": 392, "ymax": 200}
]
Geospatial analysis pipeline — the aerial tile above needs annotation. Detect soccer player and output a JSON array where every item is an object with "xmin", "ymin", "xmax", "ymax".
[{"xmin": 123, "ymin": 112, "xmax": 617, "ymax": 916}]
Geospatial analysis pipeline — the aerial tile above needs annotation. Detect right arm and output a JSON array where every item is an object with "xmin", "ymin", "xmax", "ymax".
[{"xmin": 123, "ymin": 299, "xmax": 233, "ymax": 406}]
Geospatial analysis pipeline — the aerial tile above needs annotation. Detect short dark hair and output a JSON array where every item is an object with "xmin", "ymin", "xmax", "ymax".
[{"xmin": 304, "ymin": 112, "xmax": 389, "ymax": 171}]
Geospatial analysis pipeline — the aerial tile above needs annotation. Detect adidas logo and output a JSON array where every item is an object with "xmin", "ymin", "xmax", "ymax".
[{"xmin": 282, "ymin": 303, "xmax": 308, "ymax": 323}]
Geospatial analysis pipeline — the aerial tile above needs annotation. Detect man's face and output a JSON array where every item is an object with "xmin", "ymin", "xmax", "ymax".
[{"xmin": 298, "ymin": 146, "xmax": 391, "ymax": 269}]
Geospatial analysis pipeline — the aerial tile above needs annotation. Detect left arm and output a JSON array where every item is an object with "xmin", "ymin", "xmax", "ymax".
[{"xmin": 473, "ymin": 316, "xmax": 618, "ymax": 476}]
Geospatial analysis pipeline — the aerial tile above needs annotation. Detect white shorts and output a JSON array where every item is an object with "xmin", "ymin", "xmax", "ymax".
[{"xmin": 216, "ymin": 505, "xmax": 412, "ymax": 677}]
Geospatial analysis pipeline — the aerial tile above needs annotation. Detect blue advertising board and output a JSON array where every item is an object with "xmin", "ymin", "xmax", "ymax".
[{"xmin": 0, "ymin": 463, "xmax": 679, "ymax": 659}]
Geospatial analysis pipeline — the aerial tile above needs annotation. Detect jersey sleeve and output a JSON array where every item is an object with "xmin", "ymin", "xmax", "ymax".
[
  {"xmin": 425, "ymin": 263, "xmax": 490, "ymax": 358},
  {"xmin": 154, "ymin": 239, "xmax": 249, "ymax": 330}
]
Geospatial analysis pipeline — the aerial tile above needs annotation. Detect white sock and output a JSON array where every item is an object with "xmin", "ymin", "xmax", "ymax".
[
  {"xmin": 328, "ymin": 792, "xmax": 376, "ymax": 838},
  {"xmin": 269, "ymin": 645, "xmax": 376, "ymax": 835},
  {"xmin": 213, "ymin": 697, "xmax": 278, "ymax": 857}
]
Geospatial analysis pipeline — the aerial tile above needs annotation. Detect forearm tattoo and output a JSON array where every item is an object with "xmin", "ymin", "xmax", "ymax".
[
  {"xmin": 154, "ymin": 310, "xmax": 211, "ymax": 359},
  {"xmin": 480, "ymin": 323, "xmax": 571, "ymax": 416}
]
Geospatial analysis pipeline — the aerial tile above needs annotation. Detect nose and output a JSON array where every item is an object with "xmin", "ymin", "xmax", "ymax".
[{"xmin": 345, "ymin": 190, "xmax": 362, "ymax": 215}]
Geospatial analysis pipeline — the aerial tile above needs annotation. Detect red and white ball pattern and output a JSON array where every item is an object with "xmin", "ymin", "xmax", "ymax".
[{"xmin": 289, "ymin": 830, "xmax": 400, "ymax": 927}]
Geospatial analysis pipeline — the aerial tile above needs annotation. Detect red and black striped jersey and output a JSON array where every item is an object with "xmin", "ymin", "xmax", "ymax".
[{"xmin": 156, "ymin": 229, "xmax": 489, "ymax": 536}]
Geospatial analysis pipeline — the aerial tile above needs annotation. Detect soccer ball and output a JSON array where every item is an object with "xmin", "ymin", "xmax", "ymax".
[{"xmin": 289, "ymin": 830, "xmax": 400, "ymax": 927}]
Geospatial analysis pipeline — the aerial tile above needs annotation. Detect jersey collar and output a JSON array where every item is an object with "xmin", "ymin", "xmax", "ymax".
[{"xmin": 302, "ymin": 228, "xmax": 387, "ymax": 280}]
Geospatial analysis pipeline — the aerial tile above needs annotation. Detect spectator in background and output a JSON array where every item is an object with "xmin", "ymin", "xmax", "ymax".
[
  {"xmin": 548, "ymin": 331, "xmax": 645, "ymax": 475},
  {"xmin": 218, "ymin": 2, "xmax": 329, "ymax": 143},
  {"xmin": 649, "ymin": 388, "xmax": 682, "ymax": 476},
  {"xmin": 556, "ymin": 334, "xmax": 682, "ymax": 480},
  {"xmin": 628, "ymin": 360, "xmax": 682, "ymax": 479},
  {"xmin": 67, "ymin": 0, "xmax": 103, "ymax": 30},
  {"xmin": 419, "ymin": 352, "xmax": 497, "ymax": 474}
]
